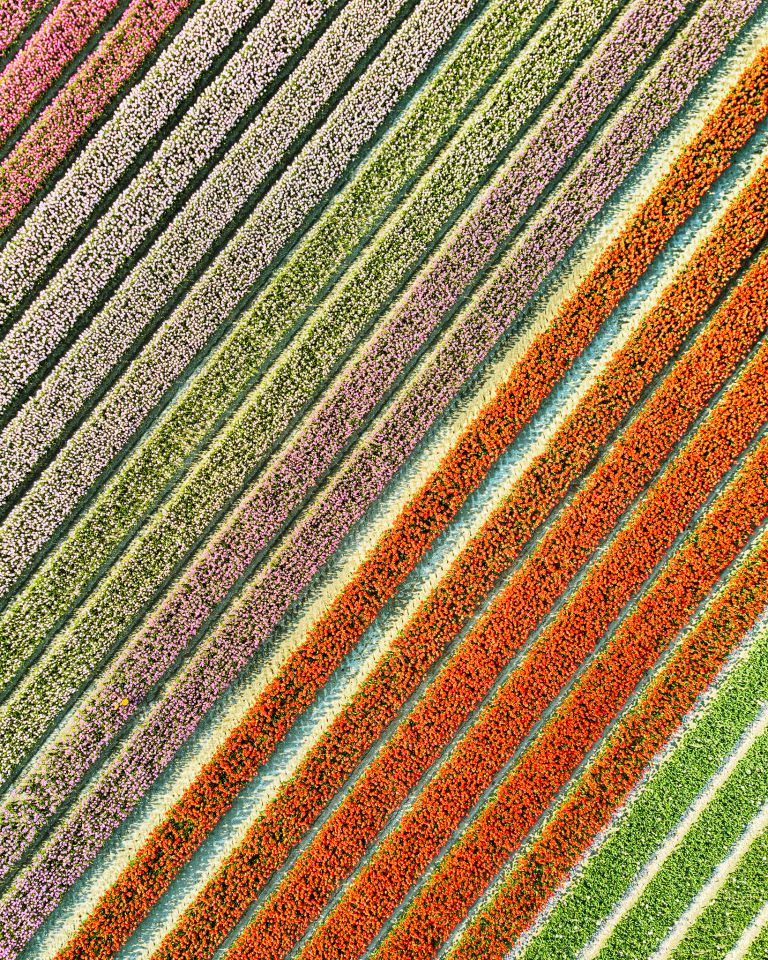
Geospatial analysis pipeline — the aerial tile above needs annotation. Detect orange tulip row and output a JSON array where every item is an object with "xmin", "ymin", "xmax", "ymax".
[
  {"xmin": 152, "ymin": 157, "xmax": 768, "ymax": 960},
  {"xmin": 227, "ymin": 282, "xmax": 768, "ymax": 960},
  {"xmin": 451, "ymin": 525, "xmax": 768, "ymax": 960},
  {"xmin": 55, "ymin": 50, "xmax": 768, "ymax": 960},
  {"xmin": 389, "ymin": 435, "xmax": 768, "ymax": 960}
]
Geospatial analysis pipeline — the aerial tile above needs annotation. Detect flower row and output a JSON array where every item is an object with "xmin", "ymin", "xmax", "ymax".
[
  {"xmin": 114, "ymin": 124, "xmax": 768, "ymax": 955},
  {"xmin": 0, "ymin": 0, "xmax": 121, "ymax": 148},
  {"xmin": 450, "ymin": 487, "xmax": 768, "ymax": 960},
  {"xmin": 0, "ymin": 0, "xmax": 559, "ymax": 788},
  {"xmin": 246, "ymin": 233, "xmax": 768, "ymax": 960},
  {"xmin": 0, "ymin": 0, "xmax": 47, "ymax": 57},
  {"xmin": 0, "ymin": 0, "xmax": 525, "ymax": 651},
  {"xmin": 515, "ymin": 572, "xmax": 768, "ymax": 960},
  {"xmin": 0, "ymin": 0, "xmax": 265, "ymax": 312},
  {"xmin": 378, "ymin": 377, "xmax": 768, "ymax": 960},
  {"xmin": 0, "ymin": 0, "xmax": 193, "ymax": 231},
  {"xmin": 0, "ymin": 0, "xmax": 588, "ymax": 608},
  {"xmin": 0, "ymin": 0, "xmax": 729, "ymax": 905},
  {"xmin": 10, "ymin": 36, "xmax": 762, "ymax": 958},
  {"xmin": 0, "ymin": 0, "xmax": 376, "ymax": 415},
  {"xmin": 0, "ymin": 0, "xmax": 503, "ymax": 599}
]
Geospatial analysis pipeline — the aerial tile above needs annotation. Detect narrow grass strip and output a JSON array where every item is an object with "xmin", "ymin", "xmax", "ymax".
[
  {"xmin": 0, "ymin": 0, "xmax": 195, "ymax": 231},
  {"xmin": 729, "ymin": 898, "xmax": 768, "ymax": 958},
  {"xmin": 284, "ymin": 293, "xmax": 768, "ymax": 960},
  {"xmin": 597, "ymin": 769, "xmax": 768, "ymax": 959},
  {"xmin": 448, "ymin": 525, "xmax": 768, "ymax": 960},
  {"xmin": 10, "ymin": 48, "xmax": 765, "ymax": 960},
  {"xmin": 663, "ymin": 816, "xmax": 768, "ymax": 960},
  {"xmin": 514, "ymin": 623, "xmax": 768, "ymax": 960}
]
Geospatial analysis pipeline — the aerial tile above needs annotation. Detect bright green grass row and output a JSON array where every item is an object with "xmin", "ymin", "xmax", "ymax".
[
  {"xmin": 594, "ymin": 718, "xmax": 768, "ymax": 958},
  {"xmin": 517, "ymin": 619, "xmax": 768, "ymax": 960},
  {"xmin": 743, "ymin": 908, "xmax": 768, "ymax": 960},
  {"xmin": 669, "ymin": 818, "xmax": 768, "ymax": 960}
]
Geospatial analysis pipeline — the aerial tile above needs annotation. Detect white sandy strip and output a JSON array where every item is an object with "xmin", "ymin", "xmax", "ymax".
[
  {"xmin": 83, "ymin": 112, "xmax": 768, "ymax": 960},
  {"xmin": 27, "ymin": 35, "xmax": 768, "ymax": 956},
  {"xmin": 650, "ymin": 804, "xmax": 768, "ymax": 960},
  {"xmin": 580, "ymin": 706, "xmax": 768, "ymax": 960},
  {"xmin": 723, "ymin": 897, "xmax": 768, "ymax": 959}
]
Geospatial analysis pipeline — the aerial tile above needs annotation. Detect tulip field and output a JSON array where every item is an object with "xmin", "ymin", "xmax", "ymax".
[{"xmin": 0, "ymin": 0, "xmax": 767, "ymax": 957}]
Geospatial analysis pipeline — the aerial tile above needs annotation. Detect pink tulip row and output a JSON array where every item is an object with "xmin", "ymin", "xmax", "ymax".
[
  {"xmin": 0, "ymin": 0, "xmax": 46, "ymax": 57},
  {"xmin": 0, "ymin": 0, "xmax": 193, "ymax": 231},
  {"xmin": 0, "ymin": 0, "xmax": 121, "ymax": 148},
  {"xmin": 0, "ymin": 0, "xmax": 268, "ymax": 313}
]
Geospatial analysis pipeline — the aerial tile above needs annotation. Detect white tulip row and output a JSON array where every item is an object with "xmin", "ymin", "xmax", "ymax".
[
  {"xmin": 0, "ymin": 0, "xmax": 412, "ymax": 505},
  {"xmin": 0, "ymin": 0, "xmax": 339, "ymax": 405},
  {"xmin": 0, "ymin": 0, "xmax": 372, "ymax": 415},
  {"xmin": 0, "ymin": 0, "xmax": 504, "ymax": 599},
  {"xmin": 0, "ymin": 0, "xmax": 267, "ymax": 319}
]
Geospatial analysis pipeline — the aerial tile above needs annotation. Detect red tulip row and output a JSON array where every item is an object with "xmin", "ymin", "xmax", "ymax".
[
  {"xmin": 451, "ymin": 525, "xmax": 768, "ymax": 960},
  {"xmin": 403, "ymin": 439, "xmax": 768, "ymax": 960},
  {"xmin": 0, "ymin": 0, "xmax": 191, "ymax": 231},
  {"xmin": 371, "ymin": 342, "xmax": 768, "ymax": 959},
  {"xmin": 226, "ymin": 267, "xmax": 768, "ymax": 960},
  {"xmin": 54, "ymin": 52, "xmax": 768, "ymax": 960},
  {"xmin": 376, "ymin": 404, "xmax": 768, "ymax": 960},
  {"xmin": 151, "ymin": 152, "xmax": 768, "ymax": 960}
]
